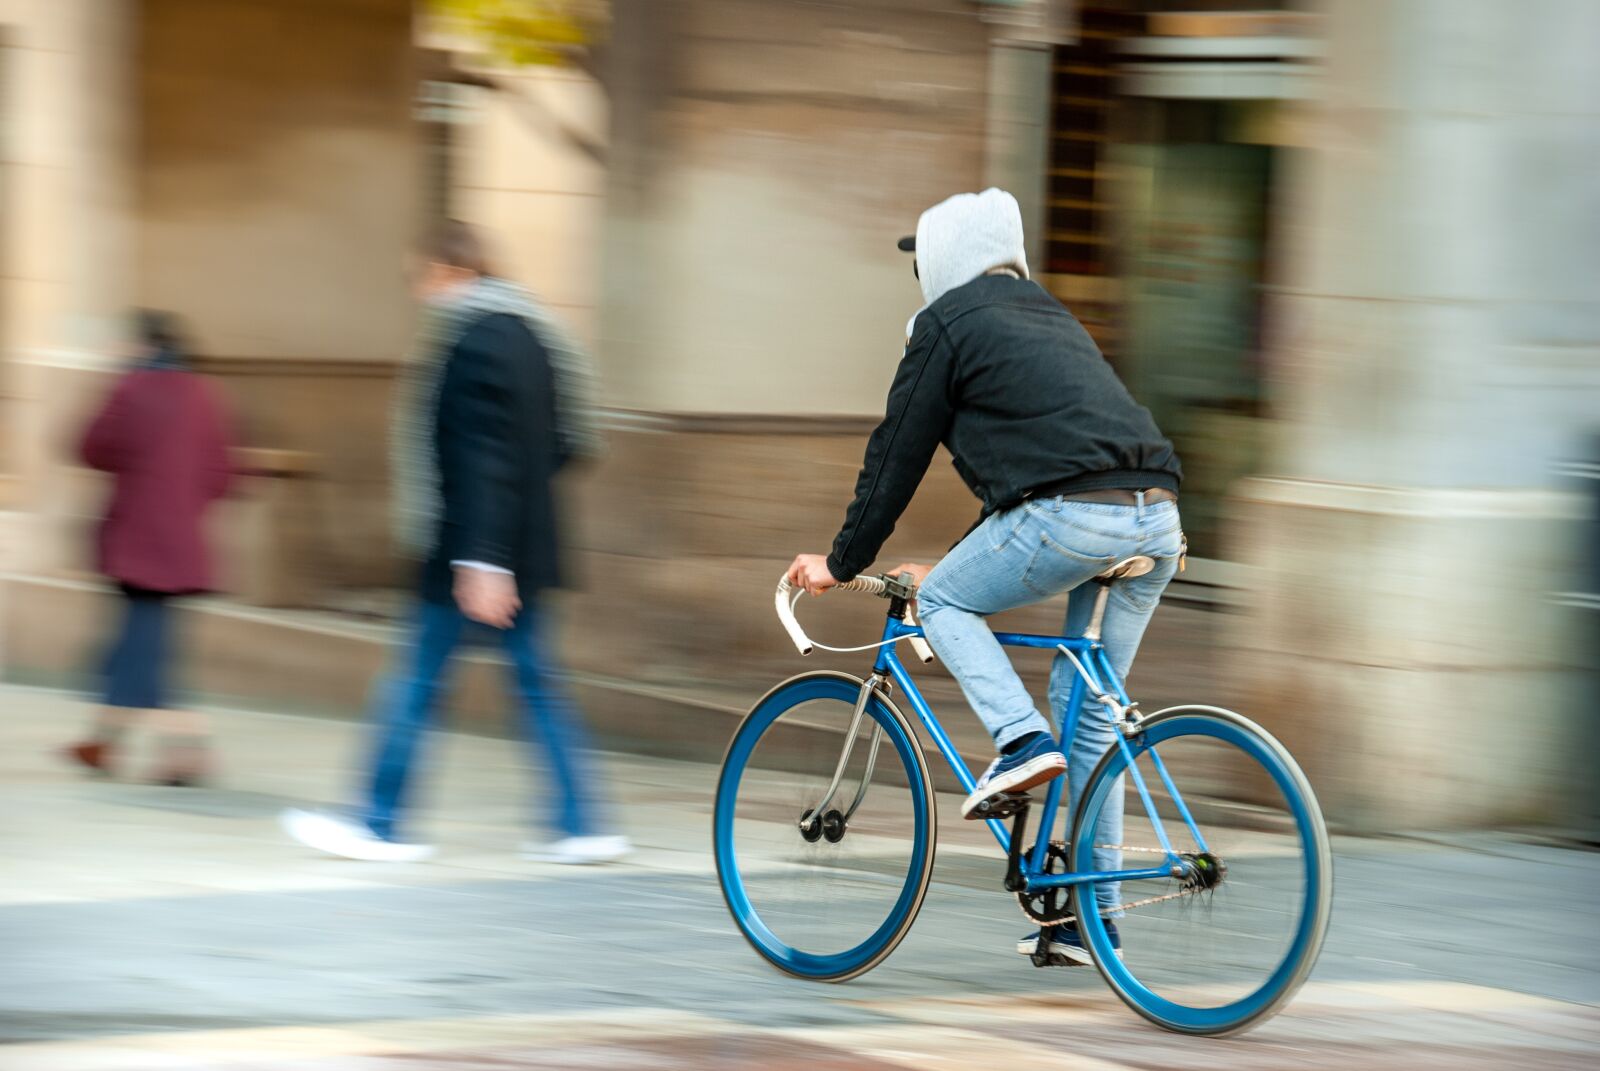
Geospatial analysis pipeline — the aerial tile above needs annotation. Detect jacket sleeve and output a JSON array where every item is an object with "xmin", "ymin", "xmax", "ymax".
[
  {"xmin": 452, "ymin": 316, "xmax": 535, "ymax": 573},
  {"xmin": 198, "ymin": 379, "xmax": 235, "ymax": 502},
  {"xmin": 826, "ymin": 315, "xmax": 956, "ymax": 582},
  {"xmin": 80, "ymin": 377, "xmax": 135, "ymax": 473}
]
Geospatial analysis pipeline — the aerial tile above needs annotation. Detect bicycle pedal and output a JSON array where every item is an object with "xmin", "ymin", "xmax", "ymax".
[{"xmin": 971, "ymin": 791, "xmax": 1031, "ymax": 819}]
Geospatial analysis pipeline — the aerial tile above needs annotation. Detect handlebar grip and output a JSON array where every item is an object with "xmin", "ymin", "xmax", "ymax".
[
  {"xmin": 775, "ymin": 577, "xmax": 814, "ymax": 655},
  {"xmin": 775, "ymin": 572, "xmax": 934, "ymax": 663}
]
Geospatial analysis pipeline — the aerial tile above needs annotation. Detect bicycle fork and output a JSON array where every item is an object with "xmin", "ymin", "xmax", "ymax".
[{"xmin": 800, "ymin": 674, "xmax": 887, "ymax": 837}]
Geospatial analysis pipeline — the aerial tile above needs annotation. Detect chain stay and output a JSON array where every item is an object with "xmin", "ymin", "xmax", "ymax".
[{"xmin": 1015, "ymin": 841, "xmax": 1205, "ymax": 925}]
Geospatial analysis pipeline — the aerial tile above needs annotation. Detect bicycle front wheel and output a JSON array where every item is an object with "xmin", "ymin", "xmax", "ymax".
[
  {"xmin": 713, "ymin": 671, "xmax": 936, "ymax": 982},
  {"xmin": 1070, "ymin": 706, "xmax": 1332, "ymax": 1036}
]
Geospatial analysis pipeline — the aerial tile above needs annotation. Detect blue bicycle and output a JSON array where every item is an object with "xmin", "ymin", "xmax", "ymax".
[{"xmin": 713, "ymin": 559, "xmax": 1332, "ymax": 1035}]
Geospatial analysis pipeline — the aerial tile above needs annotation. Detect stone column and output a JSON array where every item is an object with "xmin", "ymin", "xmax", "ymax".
[
  {"xmin": 0, "ymin": 0, "xmax": 137, "ymax": 576},
  {"xmin": 983, "ymin": 42, "xmax": 1053, "ymax": 273},
  {"xmin": 1231, "ymin": 0, "xmax": 1600, "ymax": 829},
  {"xmin": 981, "ymin": 0, "xmax": 1071, "ymax": 272}
]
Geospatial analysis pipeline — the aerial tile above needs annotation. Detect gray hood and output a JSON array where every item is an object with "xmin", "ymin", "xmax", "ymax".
[{"xmin": 914, "ymin": 188, "xmax": 1030, "ymax": 307}]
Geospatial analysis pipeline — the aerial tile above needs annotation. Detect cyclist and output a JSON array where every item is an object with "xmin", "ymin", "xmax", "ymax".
[{"xmin": 785, "ymin": 188, "xmax": 1183, "ymax": 963}]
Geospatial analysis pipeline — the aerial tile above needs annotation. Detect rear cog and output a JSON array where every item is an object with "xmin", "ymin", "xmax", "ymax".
[{"xmin": 1016, "ymin": 840, "xmax": 1077, "ymax": 925}]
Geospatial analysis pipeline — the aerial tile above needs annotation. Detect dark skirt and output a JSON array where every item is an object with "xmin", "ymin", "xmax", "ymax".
[{"xmin": 102, "ymin": 586, "xmax": 173, "ymax": 709}]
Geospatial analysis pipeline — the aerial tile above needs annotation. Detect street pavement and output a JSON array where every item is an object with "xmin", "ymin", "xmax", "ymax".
[{"xmin": 1, "ymin": 683, "xmax": 1596, "ymax": 1070}]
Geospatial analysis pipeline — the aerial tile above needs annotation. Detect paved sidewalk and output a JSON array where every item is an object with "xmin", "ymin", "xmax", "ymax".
[{"xmin": 1, "ymin": 684, "xmax": 1596, "ymax": 1069}]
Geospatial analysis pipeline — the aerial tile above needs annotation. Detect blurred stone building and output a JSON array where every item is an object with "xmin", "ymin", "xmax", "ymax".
[{"xmin": 1, "ymin": 0, "xmax": 1594, "ymax": 830}]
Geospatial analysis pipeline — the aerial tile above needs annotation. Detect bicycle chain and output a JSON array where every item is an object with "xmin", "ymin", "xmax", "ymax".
[{"xmin": 1015, "ymin": 840, "xmax": 1204, "ymax": 925}]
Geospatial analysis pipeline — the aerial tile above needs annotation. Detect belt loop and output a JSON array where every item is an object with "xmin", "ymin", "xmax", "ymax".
[{"xmin": 1135, "ymin": 489, "xmax": 1145, "ymax": 522}]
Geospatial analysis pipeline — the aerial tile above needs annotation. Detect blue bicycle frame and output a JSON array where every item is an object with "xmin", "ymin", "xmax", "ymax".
[{"xmin": 871, "ymin": 616, "xmax": 1206, "ymax": 895}]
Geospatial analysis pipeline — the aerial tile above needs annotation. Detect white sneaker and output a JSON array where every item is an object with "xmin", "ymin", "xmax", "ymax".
[
  {"xmin": 280, "ymin": 808, "xmax": 435, "ymax": 863},
  {"xmin": 521, "ymin": 834, "xmax": 632, "ymax": 865}
]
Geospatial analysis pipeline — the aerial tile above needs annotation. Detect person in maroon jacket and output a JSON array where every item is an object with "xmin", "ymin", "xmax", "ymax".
[{"xmin": 64, "ymin": 310, "xmax": 233, "ymax": 785}]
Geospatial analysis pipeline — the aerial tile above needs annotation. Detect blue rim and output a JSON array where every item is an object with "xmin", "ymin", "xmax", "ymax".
[
  {"xmin": 1071, "ymin": 713, "xmax": 1326, "ymax": 1034},
  {"xmin": 714, "ymin": 675, "xmax": 932, "ymax": 979}
]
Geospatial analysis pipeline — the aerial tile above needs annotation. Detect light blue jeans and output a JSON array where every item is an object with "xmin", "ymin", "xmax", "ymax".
[{"xmin": 918, "ymin": 495, "xmax": 1183, "ymax": 911}]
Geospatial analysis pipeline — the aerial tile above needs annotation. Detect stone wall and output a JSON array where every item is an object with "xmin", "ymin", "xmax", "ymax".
[
  {"xmin": 193, "ymin": 357, "xmax": 402, "ymax": 590},
  {"xmin": 1, "ymin": 0, "xmax": 419, "ymax": 581},
  {"xmin": 597, "ymin": 0, "xmax": 995, "ymax": 416},
  {"xmin": 136, "ymin": 0, "xmax": 418, "ymax": 362}
]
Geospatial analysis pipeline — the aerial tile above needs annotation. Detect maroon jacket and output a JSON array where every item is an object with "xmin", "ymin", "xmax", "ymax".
[{"xmin": 80, "ymin": 368, "xmax": 233, "ymax": 593}]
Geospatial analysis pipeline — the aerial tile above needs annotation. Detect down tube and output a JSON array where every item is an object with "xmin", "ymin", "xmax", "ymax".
[{"xmin": 883, "ymin": 653, "xmax": 1012, "ymax": 852}]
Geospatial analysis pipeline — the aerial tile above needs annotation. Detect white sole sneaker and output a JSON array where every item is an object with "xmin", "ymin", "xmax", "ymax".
[
  {"xmin": 1014, "ymin": 933, "xmax": 1123, "ymax": 962},
  {"xmin": 521, "ymin": 835, "xmax": 632, "ymax": 865},
  {"xmin": 960, "ymin": 753, "xmax": 1067, "ymax": 818},
  {"xmin": 280, "ymin": 808, "xmax": 435, "ymax": 863}
]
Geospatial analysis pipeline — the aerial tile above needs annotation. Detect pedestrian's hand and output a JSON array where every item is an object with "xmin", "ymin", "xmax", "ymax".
[
  {"xmin": 454, "ymin": 567, "xmax": 521, "ymax": 629},
  {"xmin": 786, "ymin": 553, "xmax": 839, "ymax": 597},
  {"xmin": 888, "ymin": 562, "xmax": 933, "ymax": 592}
]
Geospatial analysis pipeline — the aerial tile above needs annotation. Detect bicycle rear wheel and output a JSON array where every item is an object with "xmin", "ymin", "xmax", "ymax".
[
  {"xmin": 714, "ymin": 671, "xmax": 935, "ymax": 982},
  {"xmin": 1069, "ymin": 706, "xmax": 1332, "ymax": 1035}
]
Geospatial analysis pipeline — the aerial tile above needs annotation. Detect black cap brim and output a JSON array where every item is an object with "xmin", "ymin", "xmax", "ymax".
[{"xmin": 897, "ymin": 235, "xmax": 916, "ymax": 253}]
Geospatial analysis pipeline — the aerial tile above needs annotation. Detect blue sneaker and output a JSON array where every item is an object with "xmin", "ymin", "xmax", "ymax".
[
  {"xmin": 1015, "ymin": 920, "xmax": 1122, "ymax": 965},
  {"xmin": 960, "ymin": 733, "xmax": 1066, "ymax": 819}
]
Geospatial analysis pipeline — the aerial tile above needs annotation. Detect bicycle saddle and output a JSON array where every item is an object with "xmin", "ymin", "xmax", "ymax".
[{"xmin": 1095, "ymin": 555, "xmax": 1156, "ymax": 582}]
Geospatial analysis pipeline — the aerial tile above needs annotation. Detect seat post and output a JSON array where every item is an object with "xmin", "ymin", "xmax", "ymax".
[
  {"xmin": 1084, "ymin": 555, "xmax": 1156, "ymax": 643},
  {"xmin": 1083, "ymin": 580, "xmax": 1113, "ymax": 643}
]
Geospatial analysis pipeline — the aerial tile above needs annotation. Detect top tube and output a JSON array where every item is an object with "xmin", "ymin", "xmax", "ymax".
[{"xmin": 880, "ymin": 617, "xmax": 1095, "ymax": 653}]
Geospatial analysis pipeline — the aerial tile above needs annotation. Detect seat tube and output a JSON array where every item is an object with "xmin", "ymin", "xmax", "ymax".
[{"xmin": 1030, "ymin": 671, "xmax": 1084, "ymax": 872}]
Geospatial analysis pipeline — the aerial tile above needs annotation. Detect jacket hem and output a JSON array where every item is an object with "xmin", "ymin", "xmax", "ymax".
[{"xmin": 1017, "ymin": 469, "xmax": 1179, "ymax": 504}]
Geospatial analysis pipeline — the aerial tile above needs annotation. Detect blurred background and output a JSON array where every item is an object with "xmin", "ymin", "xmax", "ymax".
[
  {"xmin": 0, "ymin": 0, "xmax": 1598, "ymax": 1063},
  {"xmin": 3, "ymin": 0, "xmax": 1593, "ymax": 830}
]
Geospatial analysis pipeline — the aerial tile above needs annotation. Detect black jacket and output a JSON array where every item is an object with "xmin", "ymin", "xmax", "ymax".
[
  {"xmin": 827, "ymin": 274, "xmax": 1180, "ymax": 582},
  {"xmin": 420, "ymin": 312, "xmax": 565, "ymax": 603}
]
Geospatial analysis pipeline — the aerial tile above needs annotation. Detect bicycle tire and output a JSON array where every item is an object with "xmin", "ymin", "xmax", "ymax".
[
  {"xmin": 713, "ymin": 670, "xmax": 936, "ymax": 983},
  {"xmin": 1070, "ymin": 705, "xmax": 1333, "ymax": 1036}
]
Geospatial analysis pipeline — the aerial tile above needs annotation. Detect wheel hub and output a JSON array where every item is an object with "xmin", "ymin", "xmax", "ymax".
[
  {"xmin": 1180, "ymin": 851, "xmax": 1227, "ymax": 891},
  {"xmin": 799, "ymin": 808, "xmax": 847, "ymax": 844}
]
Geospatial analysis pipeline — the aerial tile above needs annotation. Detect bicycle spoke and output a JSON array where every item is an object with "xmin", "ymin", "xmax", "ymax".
[
  {"xmin": 726, "ymin": 692, "xmax": 926, "ymax": 961},
  {"xmin": 1069, "ymin": 710, "xmax": 1330, "ymax": 1033}
]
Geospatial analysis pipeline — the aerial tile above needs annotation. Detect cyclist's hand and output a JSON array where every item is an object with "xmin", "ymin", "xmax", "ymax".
[
  {"xmin": 786, "ymin": 553, "xmax": 839, "ymax": 597},
  {"xmin": 889, "ymin": 562, "xmax": 933, "ymax": 592}
]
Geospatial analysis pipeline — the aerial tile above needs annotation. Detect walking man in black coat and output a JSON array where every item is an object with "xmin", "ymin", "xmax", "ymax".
[{"xmin": 285, "ymin": 221, "xmax": 629, "ymax": 865}]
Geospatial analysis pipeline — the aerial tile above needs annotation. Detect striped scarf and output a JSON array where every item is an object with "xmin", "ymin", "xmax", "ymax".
[{"xmin": 390, "ymin": 276, "xmax": 601, "ymax": 557}]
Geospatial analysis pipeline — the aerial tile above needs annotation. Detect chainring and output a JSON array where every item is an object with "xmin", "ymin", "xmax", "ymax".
[{"xmin": 1015, "ymin": 840, "xmax": 1079, "ymax": 925}]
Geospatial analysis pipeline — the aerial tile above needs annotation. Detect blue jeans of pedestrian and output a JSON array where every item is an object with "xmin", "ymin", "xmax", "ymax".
[
  {"xmin": 363, "ymin": 598, "xmax": 599, "ymax": 842},
  {"xmin": 918, "ymin": 496, "xmax": 1183, "ymax": 911}
]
